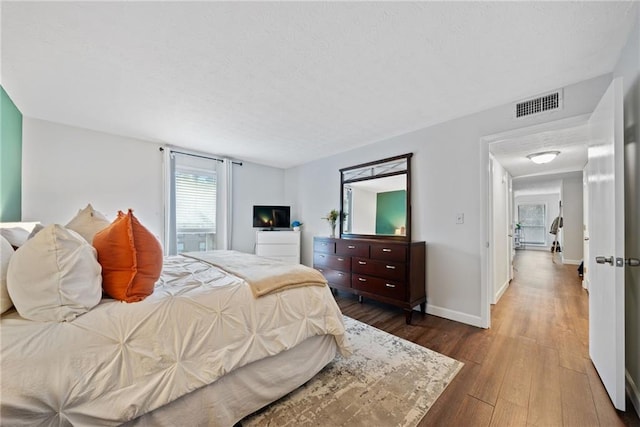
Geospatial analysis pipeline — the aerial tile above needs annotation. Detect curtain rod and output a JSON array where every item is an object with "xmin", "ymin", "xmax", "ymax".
[{"xmin": 159, "ymin": 147, "xmax": 243, "ymax": 166}]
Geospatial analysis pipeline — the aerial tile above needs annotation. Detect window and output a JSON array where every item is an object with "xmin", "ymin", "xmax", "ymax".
[
  {"xmin": 517, "ymin": 203, "xmax": 546, "ymax": 244},
  {"xmin": 175, "ymin": 165, "xmax": 217, "ymax": 253},
  {"xmin": 165, "ymin": 150, "xmax": 231, "ymax": 255}
]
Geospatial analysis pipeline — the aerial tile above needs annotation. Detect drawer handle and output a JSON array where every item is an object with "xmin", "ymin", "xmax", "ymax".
[
  {"xmin": 321, "ymin": 243, "xmax": 327, "ymax": 246},
  {"xmin": 319, "ymin": 254, "xmax": 325, "ymax": 258},
  {"xmin": 385, "ymin": 283, "xmax": 396, "ymax": 288},
  {"xmin": 348, "ymin": 245, "xmax": 356, "ymax": 249},
  {"xmin": 338, "ymin": 273, "xmax": 344, "ymax": 277},
  {"xmin": 317, "ymin": 268, "xmax": 324, "ymax": 272},
  {"xmin": 358, "ymin": 261, "xmax": 367, "ymax": 265},
  {"xmin": 358, "ymin": 278, "xmax": 367, "ymax": 282},
  {"xmin": 385, "ymin": 265, "xmax": 396, "ymax": 270},
  {"xmin": 338, "ymin": 257, "xmax": 345, "ymax": 261},
  {"xmin": 382, "ymin": 248, "xmax": 392, "ymax": 252}
]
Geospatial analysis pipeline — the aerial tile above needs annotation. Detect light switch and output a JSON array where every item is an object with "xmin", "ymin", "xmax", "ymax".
[{"xmin": 456, "ymin": 213, "xmax": 464, "ymax": 224}]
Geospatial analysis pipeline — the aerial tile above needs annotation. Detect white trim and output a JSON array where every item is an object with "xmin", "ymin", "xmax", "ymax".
[
  {"xmin": 479, "ymin": 135, "xmax": 491, "ymax": 329},
  {"xmin": 426, "ymin": 304, "xmax": 485, "ymax": 328},
  {"xmin": 495, "ymin": 279, "xmax": 510, "ymax": 304},
  {"xmin": 626, "ymin": 370, "xmax": 640, "ymax": 419},
  {"xmin": 563, "ymin": 259, "xmax": 581, "ymax": 265}
]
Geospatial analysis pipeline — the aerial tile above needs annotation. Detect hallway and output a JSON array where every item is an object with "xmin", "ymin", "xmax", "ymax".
[{"xmin": 335, "ymin": 250, "xmax": 640, "ymax": 426}]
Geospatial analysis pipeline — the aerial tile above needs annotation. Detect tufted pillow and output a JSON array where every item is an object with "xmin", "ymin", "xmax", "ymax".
[
  {"xmin": 66, "ymin": 203, "xmax": 111, "ymax": 244},
  {"xmin": 93, "ymin": 209, "xmax": 163, "ymax": 302},
  {"xmin": 1, "ymin": 236, "xmax": 15, "ymax": 314},
  {"xmin": 6, "ymin": 224, "xmax": 102, "ymax": 322}
]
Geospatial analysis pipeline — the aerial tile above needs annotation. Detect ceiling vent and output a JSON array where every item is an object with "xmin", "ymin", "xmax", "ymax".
[{"xmin": 515, "ymin": 90, "xmax": 563, "ymax": 118}]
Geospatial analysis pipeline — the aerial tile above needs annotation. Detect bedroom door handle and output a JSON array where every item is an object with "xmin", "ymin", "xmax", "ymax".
[
  {"xmin": 626, "ymin": 258, "xmax": 640, "ymax": 267},
  {"xmin": 595, "ymin": 256, "xmax": 614, "ymax": 265}
]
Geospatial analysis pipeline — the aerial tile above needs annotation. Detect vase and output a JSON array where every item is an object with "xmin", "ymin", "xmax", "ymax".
[{"xmin": 329, "ymin": 221, "xmax": 336, "ymax": 238}]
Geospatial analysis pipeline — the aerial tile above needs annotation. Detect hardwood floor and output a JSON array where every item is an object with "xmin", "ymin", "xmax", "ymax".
[{"xmin": 334, "ymin": 250, "xmax": 640, "ymax": 427}]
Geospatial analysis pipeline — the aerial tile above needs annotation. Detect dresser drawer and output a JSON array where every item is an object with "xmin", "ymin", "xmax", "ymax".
[
  {"xmin": 256, "ymin": 231, "xmax": 299, "ymax": 244},
  {"xmin": 336, "ymin": 240, "xmax": 369, "ymax": 257},
  {"xmin": 256, "ymin": 243, "xmax": 299, "ymax": 257},
  {"xmin": 370, "ymin": 243, "xmax": 407, "ymax": 262},
  {"xmin": 313, "ymin": 253, "xmax": 351, "ymax": 271},
  {"xmin": 314, "ymin": 238, "xmax": 335, "ymax": 254},
  {"xmin": 352, "ymin": 274, "xmax": 406, "ymax": 300},
  {"xmin": 352, "ymin": 257, "xmax": 406, "ymax": 282},
  {"xmin": 315, "ymin": 267, "xmax": 350, "ymax": 288}
]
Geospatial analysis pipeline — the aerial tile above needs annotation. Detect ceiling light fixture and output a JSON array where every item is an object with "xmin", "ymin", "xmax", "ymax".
[{"xmin": 527, "ymin": 151, "xmax": 560, "ymax": 164}]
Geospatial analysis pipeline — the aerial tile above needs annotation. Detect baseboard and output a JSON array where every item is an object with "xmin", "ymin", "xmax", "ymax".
[
  {"xmin": 426, "ymin": 304, "xmax": 484, "ymax": 328},
  {"xmin": 626, "ymin": 370, "xmax": 640, "ymax": 418},
  {"xmin": 563, "ymin": 259, "xmax": 581, "ymax": 265},
  {"xmin": 494, "ymin": 279, "xmax": 510, "ymax": 304}
]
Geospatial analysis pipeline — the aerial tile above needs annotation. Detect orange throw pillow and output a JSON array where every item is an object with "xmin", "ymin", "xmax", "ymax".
[{"xmin": 93, "ymin": 209, "xmax": 163, "ymax": 302}]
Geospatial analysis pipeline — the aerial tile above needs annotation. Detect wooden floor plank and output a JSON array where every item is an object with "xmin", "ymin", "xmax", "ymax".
[
  {"xmin": 447, "ymin": 395, "xmax": 494, "ymax": 427},
  {"xmin": 489, "ymin": 398, "xmax": 528, "ymax": 427},
  {"xmin": 560, "ymin": 366, "xmax": 600, "ymax": 426},
  {"xmin": 527, "ymin": 346, "xmax": 563, "ymax": 427}
]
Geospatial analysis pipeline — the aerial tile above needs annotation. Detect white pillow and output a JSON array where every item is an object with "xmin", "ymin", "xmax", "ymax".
[
  {"xmin": 66, "ymin": 204, "xmax": 111, "ymax": 243},
  {"xmin": 0, "ymin": 236, "xmax": 15, "ymax": 314},
  {"xmin": 0, "ymin": 227, "xmax": 30, "ymax": 248},
  {"xmin": 7, "ymin": 224, "xmax": 102, "ymax": 322}
]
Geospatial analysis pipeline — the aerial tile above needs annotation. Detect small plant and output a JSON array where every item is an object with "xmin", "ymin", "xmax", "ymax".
[{"xmin": 322, "ymin": 209, "xmax": 340, "ymax": 224}]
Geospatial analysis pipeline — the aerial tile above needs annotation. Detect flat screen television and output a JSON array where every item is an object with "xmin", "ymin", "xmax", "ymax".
[{"xmin": 253, "ymin": 205, "xmax": 291, "ymax": 229}]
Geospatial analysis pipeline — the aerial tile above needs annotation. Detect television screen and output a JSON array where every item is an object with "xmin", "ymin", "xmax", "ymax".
[{"xmin": 253, "ymin": 205, "xmax": 291, "ymax": 229}]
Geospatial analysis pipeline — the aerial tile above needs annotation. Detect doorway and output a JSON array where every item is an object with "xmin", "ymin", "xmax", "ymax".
[{"xmin": 480, "ymin": 114, "xmax": 591, "ymax": 328}]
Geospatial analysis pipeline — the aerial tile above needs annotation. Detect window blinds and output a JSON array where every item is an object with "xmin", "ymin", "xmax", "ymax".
[{"xmin": 175, "ymin": 167, "xmax": 217, "ymax": 233}]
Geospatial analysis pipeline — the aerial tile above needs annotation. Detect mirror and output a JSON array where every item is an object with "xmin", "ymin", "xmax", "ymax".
[{"xmin": 340, "ymin": 153, "xmax": 412, "ymax": 241}]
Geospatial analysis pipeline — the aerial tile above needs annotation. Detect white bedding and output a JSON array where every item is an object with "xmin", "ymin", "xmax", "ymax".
[{"xmin": 1, "ymin": 254, "xmax": 350, "ymax": 426}]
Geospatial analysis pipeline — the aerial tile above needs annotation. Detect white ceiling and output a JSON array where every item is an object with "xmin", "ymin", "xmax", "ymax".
[
  {"xmin": 490, "ymin": 122, "xmax": 590, "ymax": 178},
  {"xmin": 1, "ymin": 2, "xmax": 637, "ymax": 168}
]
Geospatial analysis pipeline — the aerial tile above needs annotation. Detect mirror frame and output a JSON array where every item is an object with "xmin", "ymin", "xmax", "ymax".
[{"xmin": 340, "ymin": 153, "xmax": 412, "ymax": 241}]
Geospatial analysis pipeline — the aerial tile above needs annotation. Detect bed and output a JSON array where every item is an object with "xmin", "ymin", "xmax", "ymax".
[{"xmin": 1, "ymin": 250, "xmax": 350, "ymax": 426}]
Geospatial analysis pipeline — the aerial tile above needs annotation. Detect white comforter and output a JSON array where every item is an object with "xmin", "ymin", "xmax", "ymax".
[{"xmin": 1, "ymin": 254, "xmax": 349, "ymax": 426}]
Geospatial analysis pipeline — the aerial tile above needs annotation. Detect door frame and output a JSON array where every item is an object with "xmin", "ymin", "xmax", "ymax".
[{"xmin": 479, "ymin": 113, "xmax": 590, "ymax": 328}]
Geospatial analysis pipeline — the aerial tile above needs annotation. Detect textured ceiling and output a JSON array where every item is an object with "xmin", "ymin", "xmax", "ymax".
[
  {"xmin": 490, "ymin": 123, "xmax": 590, "ymax": 178},
  {"xmin": 1, "ymin": 2, "xmax": 636, "ymax": 168}
]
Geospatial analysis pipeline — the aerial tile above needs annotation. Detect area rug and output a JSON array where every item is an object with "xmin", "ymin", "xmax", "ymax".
[{"xmin": 242, "ymin": 316, "xmax": 464, "ymax": 427}]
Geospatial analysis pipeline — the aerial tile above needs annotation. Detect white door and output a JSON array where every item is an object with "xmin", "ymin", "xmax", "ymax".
[{"xmin": 587, "ymin": 77, "xmax": 625, "ymax": 410}]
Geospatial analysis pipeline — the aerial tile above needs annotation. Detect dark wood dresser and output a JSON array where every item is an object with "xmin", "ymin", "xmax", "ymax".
[{"xmin": 313, "ymin": 237, "xmax": 426, "ymax": 324}]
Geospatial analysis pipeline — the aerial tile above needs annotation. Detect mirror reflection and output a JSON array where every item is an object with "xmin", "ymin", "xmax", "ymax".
[{"xmin": 343, "ymin": 175, "xmax": 407, "ymax": 236}]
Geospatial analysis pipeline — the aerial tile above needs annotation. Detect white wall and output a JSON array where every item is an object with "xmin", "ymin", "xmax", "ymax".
[
  {"xmin": 286, "ymin": 74, "xmax": 611, "ymax": 326},
  {"xmin": 614, "ymin": 3, "xmax": 640, "ymax": 415},
  {"xmin": 22, "ymin": 118, "xmax": 287, "ymax": 254},
  {"xmin": 561, "ymin": 175, "xmax": 584, "ymax": 264},
  {"xmin": 491, "ymin": 156, "xmax": 511, "ymax": 303},
  {"xmin": 231, "ymin": 161, "xmax": 285, "ymax": 254},
  {"xmin": 351, "ymin": 187, "xmax": 376, "ymax": 234},
  {"xmin": 22, "ymin": 118, "xmax": 164, "ymax": 238}
]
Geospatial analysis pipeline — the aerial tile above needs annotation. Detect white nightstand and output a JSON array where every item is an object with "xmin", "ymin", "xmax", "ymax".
[{"xmin": 255, "ymin": 230, "xmax": 301, "ymax": 264}]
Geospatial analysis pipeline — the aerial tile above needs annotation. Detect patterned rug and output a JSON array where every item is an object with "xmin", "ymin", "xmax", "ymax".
[{"xmin": 242, "ymin": 316, "xmax": 464, "ymax": 427}]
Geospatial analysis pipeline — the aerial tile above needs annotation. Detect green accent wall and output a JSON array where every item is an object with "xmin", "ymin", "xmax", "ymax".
[
  {"xmin": 375, "ymin": 190, "xmax": 406, "ymax": 235},
  {"xmin": 1, "ymin": 86, "xmax": 22, "ymax": 221}
]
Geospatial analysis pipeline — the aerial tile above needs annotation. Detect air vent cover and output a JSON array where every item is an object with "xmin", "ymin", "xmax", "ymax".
[{"xmin": 515, "ymin": 90, "xmax": 562, "ymax": 118}]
